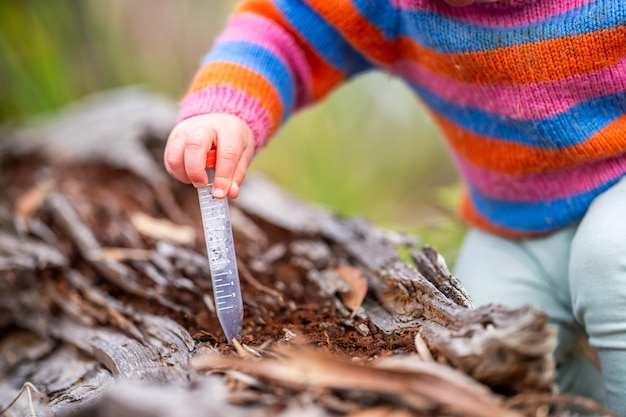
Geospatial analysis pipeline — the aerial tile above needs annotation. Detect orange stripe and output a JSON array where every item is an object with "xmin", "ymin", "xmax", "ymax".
[
  {"xmin": 309, "ymin": 0, "xmax": 395, "ymax": 63},
  {"xmin": 433, "ymin": 112, "xmax": 626, "ymax": 175},
  {"xmin": 309, "ymin": 0, "xmax": 626, "ymax": 84},
  {"xmin": 459, "ymin": 192, "xmax": 546, "ymax": 238},
  {"xmin": 416, "ymin": 27, "xmax": 626, "ymax": 85},
  {"xmin": 234, "ymin": 0, "xmax": 345, "ymax": 99},
  {"xmin": 187, "ymin": 62, "xmax": 282, "ymax": 130}
]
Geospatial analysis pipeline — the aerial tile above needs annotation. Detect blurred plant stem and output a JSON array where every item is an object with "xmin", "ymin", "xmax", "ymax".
[{"xmin": 0, "ymin": 0, "xmax": 235, "ymax": 122}]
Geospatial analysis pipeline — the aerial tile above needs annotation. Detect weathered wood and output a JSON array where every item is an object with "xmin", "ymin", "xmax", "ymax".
[
  {"xmin": 410, "ymin": 246, "xmax": 473, "ymax": 309},
  {"xmin": 236, "ymin": 176, "xmax": 556, "ymax": 393},
  {"xmin": 0, "ymin": 88, "xmax": 614, "ymax": 417},
  {"xmin": 192, "ymin": 349, "xmax": 522, "ymax": 417}
]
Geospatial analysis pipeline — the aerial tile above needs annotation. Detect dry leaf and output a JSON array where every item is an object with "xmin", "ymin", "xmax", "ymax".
[
  {"xmin": 15, "ymin": 179, "xmax": 55, "ymax": 224},
  {"xmin": 130, "ymin": 211, "xmax": 195, "ymax": 244},
  {"xmin": 99, "ymin": 247, "xmax": 153, "ymax": 261},
  {"xmin": 336, "ymin": 265, "xmax": 368, "ymax": 317}
]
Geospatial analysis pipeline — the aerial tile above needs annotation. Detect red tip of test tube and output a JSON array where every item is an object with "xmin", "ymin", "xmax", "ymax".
[{"xmin": 206, "ymin": 148, "xmax": 217, "ymax": 168}]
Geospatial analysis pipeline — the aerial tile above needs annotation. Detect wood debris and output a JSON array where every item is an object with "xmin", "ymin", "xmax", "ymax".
[{"xmin": 0, "ymin": 88, "xmax": 616, "ymax": 417}]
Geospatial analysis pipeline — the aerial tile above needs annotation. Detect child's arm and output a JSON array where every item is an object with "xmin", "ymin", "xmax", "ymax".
[{"xmin": 164, "ymin": 0, "xmax": 372, "ymax": 198}]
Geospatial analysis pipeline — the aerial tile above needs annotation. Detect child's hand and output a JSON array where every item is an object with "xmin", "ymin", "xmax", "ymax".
[{"xmin": 164, "ymin": 113, "xmax": 255, "ymax": 199}]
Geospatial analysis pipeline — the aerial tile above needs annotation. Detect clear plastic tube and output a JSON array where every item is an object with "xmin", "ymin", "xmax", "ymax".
[{"xmin": 197, "ymin": 167, "xmax": 243, "ymax": 342}]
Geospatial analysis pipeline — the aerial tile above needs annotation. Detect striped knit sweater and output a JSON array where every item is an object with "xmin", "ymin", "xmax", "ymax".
[{"xmin": 179, "ymin": 0, "xmax": 626, "ymax": 237}]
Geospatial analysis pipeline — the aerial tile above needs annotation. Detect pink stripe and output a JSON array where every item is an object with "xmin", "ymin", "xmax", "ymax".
[
  {"xmin": 389, "ymin": 0, "xmax": 594, "ymax": 28},
  {"xmin": 217, "ymin": 13, "xmax": 314, "ymax": 107},
  {"xmin": 394, "ymin": 57, "xmax": 626, "ymax": 120},
  {"xmin": 457, "ymin": 153, "xmax": 626, "ymax": 202},
  {"xmin": 178, "ymin": 86, "xmax": 273, "ymax": 152}
]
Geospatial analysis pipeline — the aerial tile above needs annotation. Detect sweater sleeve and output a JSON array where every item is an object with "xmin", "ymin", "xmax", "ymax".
[{"xmin": 178, "ymin": 0, "xmax": 373, "ymax": 151}]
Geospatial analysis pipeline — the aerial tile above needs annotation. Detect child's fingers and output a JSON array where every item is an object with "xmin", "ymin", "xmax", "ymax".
[
  {"xmin": 228, "ymin": 143, "xmax": 255, "ymax": 199},
  {"xmin": 213, "ymin": 123, "xmax": 254, "ymax": 198},
  {"xmin": 183, "ymin": 125, "xmax": 217, "ymax": 188},
  {"xmin": 164, "ymin": 127, "xmax": 192, "ymax": 184}
]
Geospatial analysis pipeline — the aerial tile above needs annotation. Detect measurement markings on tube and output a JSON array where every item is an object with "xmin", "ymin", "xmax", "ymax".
[{"xmin": 197, "ymin": 164, "xmax": 243, "ymax": 342}]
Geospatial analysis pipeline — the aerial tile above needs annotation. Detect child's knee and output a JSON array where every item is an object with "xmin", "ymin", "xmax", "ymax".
[{"xmin": 569, "ymin": 180, "xmax": 626, "ymax": 332}]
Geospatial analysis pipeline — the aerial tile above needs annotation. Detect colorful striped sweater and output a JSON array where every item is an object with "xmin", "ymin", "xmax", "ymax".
[{"xmin": 179, "ymin": 0, "xmax": 626, "ymax": 237}]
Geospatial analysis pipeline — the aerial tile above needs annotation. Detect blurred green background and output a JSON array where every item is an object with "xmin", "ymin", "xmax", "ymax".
[{"xmin": 0, "ymin": 0, "xmax": 465, "ymax": 261}]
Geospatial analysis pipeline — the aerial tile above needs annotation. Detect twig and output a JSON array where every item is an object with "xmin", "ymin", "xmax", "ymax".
[
  {"xmin": 414, "ymin": 332, "xmax": 434, "ymax": 362},
  {"xmin": 237, "ymin": 259, "xmax": 283, "ymax": 299},
  {"xmin": 0, "ymin": 382, "xmax": 46, "ymax": 417},
  {"xmin": 27, "ymin": 384, "xmax": 36, "ymax": 417},
  {"xmin": 231, "ymin": 338, "xmax": 251, "ymax": 359},
  {"xmin": 506, "ymin": 392, "xmax": 617, "ymax": 417}
]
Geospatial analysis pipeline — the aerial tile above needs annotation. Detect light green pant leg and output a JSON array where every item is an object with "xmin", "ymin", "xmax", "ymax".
[
  {"xmin": 570, "ymin": 177, "xmax": 626, "ymax": 414},
  {"xmin": 453, "ymin": 227, "xmax": 605, "ymax": 403}
]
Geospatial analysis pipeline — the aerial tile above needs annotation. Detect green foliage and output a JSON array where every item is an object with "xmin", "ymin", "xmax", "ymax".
[
  {"xmin": 0, "ymin": 0, "xmax": 236, "ymax": 122},
  {"xmin": 1, "ymin": 1, "xmax": 466, "ymax": 262},
  {"xmin": 0, "ymin": 1, "xmax": 83, "ymax": 120}
]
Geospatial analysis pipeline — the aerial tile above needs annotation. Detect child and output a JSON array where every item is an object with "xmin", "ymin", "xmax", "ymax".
[{"xmin": 164, "ymin": 0, "xmax": 626, "ymax": 412}]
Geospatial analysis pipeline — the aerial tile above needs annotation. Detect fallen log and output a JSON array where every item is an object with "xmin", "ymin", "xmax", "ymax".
[{"xmin": 0, "ymin": 88, "xmax": 614, "ymax": 417}]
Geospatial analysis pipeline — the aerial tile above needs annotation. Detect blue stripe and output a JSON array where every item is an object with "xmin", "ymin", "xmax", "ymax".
[
  {"xmin": 468, "ymin": 178, "xmax": 620, "ymax": 232},
  {"xmin": 203, "ymin": 41, "xmax": 295, "ymax": 120},
  {"xmin": 409, "ymin": 81, "xmax": 626, "ymax": 149},
  {"xmin": 354, "ymin": 0, "xmax": 626, "ymax": 54},
  {"xmin": 273, "ymin": 0, "xmax": 371, "ymax": 75},
  {"xmin": 351, "ymin": 0, "xmax": 398, "ymax": 40}
]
